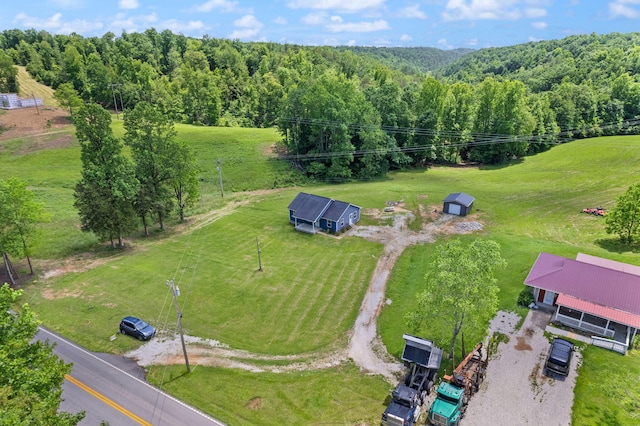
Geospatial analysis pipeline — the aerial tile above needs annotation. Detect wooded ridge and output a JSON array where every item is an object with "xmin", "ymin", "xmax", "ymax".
[{"xmin": 2, "ymin": 29, "xmax": 640, "ymax": 178}]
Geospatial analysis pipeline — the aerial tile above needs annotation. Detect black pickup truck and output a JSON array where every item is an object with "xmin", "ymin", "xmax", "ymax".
[{"xmin": 544, "ymin": 338, "xmax": 574, "ymax": 377}]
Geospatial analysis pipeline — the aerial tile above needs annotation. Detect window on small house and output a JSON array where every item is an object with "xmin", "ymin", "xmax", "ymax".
[
  {"xmin": 341, "ymin": 218, "xmax": 345, "ymax": 226},
  {"xmin": 326, "ymin": 220, "xmax": 332, "ymax": 228}
]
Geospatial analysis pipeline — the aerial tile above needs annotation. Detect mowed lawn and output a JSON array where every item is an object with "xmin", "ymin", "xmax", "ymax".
[{"xmin": 2, "ymin": 122, "xmax": 640, "ymax": 424}]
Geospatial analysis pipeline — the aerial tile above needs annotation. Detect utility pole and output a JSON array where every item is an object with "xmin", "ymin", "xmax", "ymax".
[
  {"xmin": 216, "ymin": 158, "xmax": 224, "ymax": 198},
  {"xmin": 32, "ymin": 93, "xmax": 40, "ymax": 115},
  {"xmin": 256, "ymin": 237, "xmax": 262, "ymax": 272},
  {"xmin": 166, "ymin": 279, "xmax": 190, "ymax": 373}
]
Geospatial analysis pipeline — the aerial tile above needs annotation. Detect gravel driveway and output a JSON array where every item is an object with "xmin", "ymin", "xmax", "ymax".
[{"xmin": 463, "ymin": 310, "xmax": 580, "ymax": 426}]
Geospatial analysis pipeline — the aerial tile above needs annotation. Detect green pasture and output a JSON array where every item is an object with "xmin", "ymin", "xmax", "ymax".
[
  {"xmin": 146, "ymin": 363, "xmax": 390, "ymax": 426},
  {"xmin": 3, "ymin": 123, "xmax": 640, "ymax": 424}
]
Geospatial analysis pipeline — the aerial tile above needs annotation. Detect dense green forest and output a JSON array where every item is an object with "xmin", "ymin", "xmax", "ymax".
[{"xmin": 2, "ymin": 29, "xmax": 640, "ymax": 179}]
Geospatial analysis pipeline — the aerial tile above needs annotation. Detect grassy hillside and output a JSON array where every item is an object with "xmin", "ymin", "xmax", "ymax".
[
  {"xmin": 3, "ymin": 122, "xmax": 640, "ymax": 423},
  {"xmin": 16, "ymin": 66, "xmax": 57, "ymax": 106}
]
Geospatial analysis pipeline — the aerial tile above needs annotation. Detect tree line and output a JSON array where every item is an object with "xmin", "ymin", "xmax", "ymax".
[
  {"xmin": 74, "ymin": 102, "xmax": 199, "ymax": 247},
  {"xmin": 3, "ymin": 29, "xmax": 640, "ymax": 180}
]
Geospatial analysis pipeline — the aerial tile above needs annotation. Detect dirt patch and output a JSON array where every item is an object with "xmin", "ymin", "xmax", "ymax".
[
  {"xmin": 42, "ymin": 285, "xmax": 83, "ymax": 300},
  {"xmin": 0, "ymin": 107, "xmax": 72, "ymax": 141},
  {"xmin": 246, "ymin": 397, "xmax": 263, "ymax": 410}
]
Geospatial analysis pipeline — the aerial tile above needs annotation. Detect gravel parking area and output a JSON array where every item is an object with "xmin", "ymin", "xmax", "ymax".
[{"xmin": 463, "ymin": 309, "xmax": 580, "ymax": 426}]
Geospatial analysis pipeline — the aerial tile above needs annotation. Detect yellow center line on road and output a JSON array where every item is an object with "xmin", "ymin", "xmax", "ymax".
[{"xmin": 64, "ymin": 374, "xmax": 152, "ymax": 426}]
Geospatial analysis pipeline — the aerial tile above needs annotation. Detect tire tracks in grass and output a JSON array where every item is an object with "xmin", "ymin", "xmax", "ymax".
[
  {"xmin": 285, "ymin": 256, "xmax": 337, "ymax": 345},
  {"xmin": 124, "ymin": 199, "xmax": 483, "ymax": 381}
]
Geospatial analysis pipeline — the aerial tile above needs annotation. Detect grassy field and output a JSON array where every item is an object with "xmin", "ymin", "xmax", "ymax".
[{"xmin": 2, "ymin": 114, "xmax": 640, "ymax": 424}]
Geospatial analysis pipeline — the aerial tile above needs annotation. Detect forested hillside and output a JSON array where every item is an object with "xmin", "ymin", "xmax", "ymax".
[
  {"xmin": 1, "ymin": 29, "xmax": 640, "ymax": 180},
  {"xmin": 338, "ymin": 46, "xmax": 473, "ymax": 74}
]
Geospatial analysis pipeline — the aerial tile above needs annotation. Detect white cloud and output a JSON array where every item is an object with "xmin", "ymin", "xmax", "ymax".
[
  {"xmin": 443, "ymin": 0, "xmax": 522, "ymax": 21},
  {"xmin": 301, "ymin": 12, "xmax": 328, "ymax": 25},
  {"xmin": 196, "ymin": 0, "xmax": 238, "ymax": 13},
  {"xmin": 531, "ymin": 21, "xmax": 547, "ymax": 29},
  {"xmin": 398, "ymin": 4, "xmax": 427, "ymax": 19},
  {"xmin": 347, "ymin": 39, "xmax": 356, "ymax": 46},
  {"xmin": 119, "ymin": 0, "xmax": 139, "ymax": 9},
  {"xmin": 13, "ymin": 12, "xmax": 103, "ymax": 34},
  {"xmin": 437, "ymin": 38, "xmax": 453, "ymax": 49},
  {"xmin": 274, "ymin": 16, "xmax": 287, "ymax": 25},
  {"xmin": 609, "ymin": 1, "xmax": 640, "ymax": 18},
  {"xmin": 162, "ymin": 19, "xmax": 207, "ymax": 32},
  {"xmin": 330, "ymin": 15, "xmax": 342, "ymax": 23},
  {"xmin": 525, "ymin": 7, "xmax": 546, "ymax": 18},
  {"xmin": 110, "ymin": 12, "xmax": 158, "ymax": 33},
  {"xmin": 50, "ymin": 0, "xmax": 82, "ymax": 7},
  {"xmin": 466, "ymin": 38, "xmax": 478, "ymax": 46},
  {"xmin": 14, "ymin": 12, "xmax": 63, "ymax": 29},
  {"xmin": 287, "ymin": 0, "xmax": 385, "ymax": 13},
  {"xmin": 326, "ymin": 19, "xmax": 390, "ymax": 32},
  {"xmin": 234, "ymin": 14, "xmax": 263, "ymax": 28},
  {"xmin": 228, "ymin": 14, "xmax": 262, "ymax": 40},
  {"xmin": 229, "ymin": 28, "xmax": 260, "ymax": 39},
  {"xmin": 400, "ymin": 33, "xmax": 412, "ymax": 41}
]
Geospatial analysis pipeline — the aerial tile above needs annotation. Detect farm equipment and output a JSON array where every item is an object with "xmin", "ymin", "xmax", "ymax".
[
  {"xmin": 581, "ymin": 207, "xmax": 606, "ymax": 216},
  {"xmin": 381, "ymin": 334, "xmax": 443, "ymax": 426},
  {"xmin": 427, "ymin": 342, "xmax": 487, "ymax": 426}
]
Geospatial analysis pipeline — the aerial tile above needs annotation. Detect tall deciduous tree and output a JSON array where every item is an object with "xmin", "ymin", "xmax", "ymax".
[
  {"xmin": 605, "ymin": 183, "xmax": 640, "ymax": 244},
  {"xmin": 73, "ymin": 104, "xmax": 139, "ymax": 247},
  {"xmin": 0, "ymin": 284, "xmax": 84, "ymax": 425},
  {"xmin": 54, "ymin": 82, "xmax": 83, "ymax": 114},
  {"xmin": 0, "ymin": 50, "xmax": 18, "ymax": 93},
  {"xmin": 167, "ymin": 140, "xmax": 200, "ymax": 222},
  {"xmin": 0, "ymin": 178, "xmax": 49, "ymax": 275},
  {"xmin": 405, "ymin": 239, "xmax": 506, "ymax": 360},
  {"xmin": 124, "ymin": 102, "xmax": 176, "ymax": 233}
]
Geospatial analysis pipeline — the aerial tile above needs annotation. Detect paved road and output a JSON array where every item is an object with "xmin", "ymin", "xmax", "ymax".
[{"xmin": 37, "ymin": 327, "xmax": 225, "ymax": 426}]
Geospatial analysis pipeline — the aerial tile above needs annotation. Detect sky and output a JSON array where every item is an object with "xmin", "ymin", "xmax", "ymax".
[{"xmin": 3, "ymin": 1, "xmax": 640, "ymax": 50}]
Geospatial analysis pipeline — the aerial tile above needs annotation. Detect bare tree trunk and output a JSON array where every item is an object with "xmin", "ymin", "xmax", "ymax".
[
  {"xmin": 3, "ymin": 252, "xmax": 17, "ymax": 287},
  {"xmin": 20, "ymin": 235, "xmax": 33, "ymax": 275},
  {"xmin": 141, "ymin": 214, "xmax": 149, "ymax": 236},
  {"xmin": 158, "ymin": 211, "xmax": 165, "ymax": 230}
]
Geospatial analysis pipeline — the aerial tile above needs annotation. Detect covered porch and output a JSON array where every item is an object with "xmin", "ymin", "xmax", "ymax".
[
  {"xmin": 552, "ymin": 294, "xmax": 639, "ymax": 355},
  {"xmin": 294, "ymin": 221, "xmax": 320, "ymax": 234}
]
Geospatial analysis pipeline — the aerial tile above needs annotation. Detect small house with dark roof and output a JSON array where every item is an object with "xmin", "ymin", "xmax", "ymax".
[
  {"xmin": 443, "ymin": 192, "xmax": 475, "ymax": 216},
  {"xmin": 288, "ymin": 192, "xmax": 360, "ymax": 234},
  {"xmin": 525, "ymin": 252, "xmax": 640, "ymax": 354}
]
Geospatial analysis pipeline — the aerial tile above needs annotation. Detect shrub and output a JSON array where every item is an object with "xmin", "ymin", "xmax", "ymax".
[{"xmin": 517, "ymin": 286, "xmax": 535, "ymax": 307}]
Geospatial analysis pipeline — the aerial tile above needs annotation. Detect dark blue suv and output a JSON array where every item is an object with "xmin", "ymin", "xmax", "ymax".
[{"xmin": 119, "ymin": 316, "xmax": 156, "ymax": 340}]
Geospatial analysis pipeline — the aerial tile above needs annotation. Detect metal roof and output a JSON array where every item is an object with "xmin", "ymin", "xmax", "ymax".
[
  {"xmin": 525, "ymin": 252, "xmax": 640, "ymax": 317},
  {"xmin": 443, "ymin": 192, "xmax": 475, "ymax": 207},
  {"xmin": 556, "ymin": 294, "xmax": 640, "ymax": 328}
]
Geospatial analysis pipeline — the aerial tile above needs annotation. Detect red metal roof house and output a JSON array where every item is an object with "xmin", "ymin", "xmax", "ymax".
[{"xmin": 525, "ymin": 252, "xmax": 640, "ymax": 354}]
